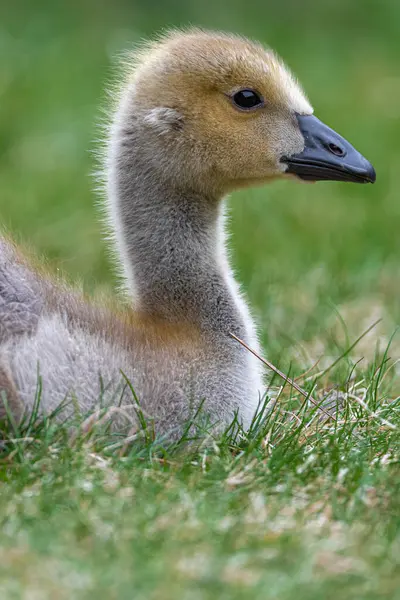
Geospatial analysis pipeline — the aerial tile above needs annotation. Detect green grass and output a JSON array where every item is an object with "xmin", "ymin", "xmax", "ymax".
[
  {"xmin": 1, "ymin": 377, "xmax": 399, "ymax": 599},
  {"xmin": 1, "ymin": 0, "xmax": 400, "ymax": 597}
]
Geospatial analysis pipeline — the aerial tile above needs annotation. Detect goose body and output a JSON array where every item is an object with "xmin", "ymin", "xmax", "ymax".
[{"xmin": 0, "ymin": 30, "xmax": 375, "ymax": 435}]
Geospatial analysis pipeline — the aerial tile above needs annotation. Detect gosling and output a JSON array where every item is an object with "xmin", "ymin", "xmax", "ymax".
[{"xmin": 0, "ymin": 29, "xmax": 375, "ymax": 437}]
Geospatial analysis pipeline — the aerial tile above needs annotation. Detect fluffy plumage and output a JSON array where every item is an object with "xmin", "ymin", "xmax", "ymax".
[{"xmin": 0, "ymin": 29, "xmax": 315, "ymax": 437}]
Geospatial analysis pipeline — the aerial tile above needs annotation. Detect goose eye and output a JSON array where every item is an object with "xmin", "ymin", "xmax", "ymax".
[{"xmin": 232, "ymin": 89, "xmax": 263, "ymax": 110}]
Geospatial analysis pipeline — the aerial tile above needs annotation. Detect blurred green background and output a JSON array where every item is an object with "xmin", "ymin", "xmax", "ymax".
[{"xmin": 1, "ymin": 0, "xmax": 399, "ymax": 366}]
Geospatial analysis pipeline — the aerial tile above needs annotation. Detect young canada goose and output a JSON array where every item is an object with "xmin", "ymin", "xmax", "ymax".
[{"xmin": 0, "ymin": 30, "xmax": 375, "ymax": 436}]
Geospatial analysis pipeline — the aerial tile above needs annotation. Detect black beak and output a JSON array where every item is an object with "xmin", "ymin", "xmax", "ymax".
[{"xmin": 282, "ymin": 114, "xmax": 376, "ymax": 184}]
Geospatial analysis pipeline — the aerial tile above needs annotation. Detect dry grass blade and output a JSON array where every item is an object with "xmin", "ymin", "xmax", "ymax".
[
  {"xmin": 294, "ymin": 358, "xmax": 321, "ymax": 382},
  {"xmin": 5, "ymin": 437, "xmax": 37, "ymax": 444},
  {"xmin": 229, "ymin": 332, "xmax": 336, "ymax": 422},
  {"xmin": 313, "ymin": 319, "xmax": 382, "ymax": 381},
  {"xmin": 68, "ymin": 406, "xmax": 139, "ymax": 446}
]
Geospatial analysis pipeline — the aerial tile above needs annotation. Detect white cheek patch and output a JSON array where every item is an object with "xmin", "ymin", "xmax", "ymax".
[
  {"xmin": 288, "ymin": 87, "xmax": 313, "ymax": 116},
  {"xmin": 143, "ymin": 107, "xmax": 184, "ymax": 135},
  {"xmin": 272, "ymin": 59, "xmax": 313, "ymax": 115},
  {"xmin": 282, "ymin": 75, "xmax": 313, "ymax": 115}
]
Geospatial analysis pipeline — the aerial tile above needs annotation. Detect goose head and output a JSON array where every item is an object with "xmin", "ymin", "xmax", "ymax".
[{"xmin": 120, "ymin": 29, "xmax": 375, "ymax": 196}]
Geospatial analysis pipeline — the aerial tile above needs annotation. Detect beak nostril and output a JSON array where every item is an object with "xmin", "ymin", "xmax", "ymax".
[{"xmin": 328, "ymin": 142, "xmax": 345, "ymax": 157}]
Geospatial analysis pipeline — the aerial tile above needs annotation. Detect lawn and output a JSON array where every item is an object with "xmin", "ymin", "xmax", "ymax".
[{"xmin": 0, "ymin": 0, "xmax": 399, "ymax": 598}]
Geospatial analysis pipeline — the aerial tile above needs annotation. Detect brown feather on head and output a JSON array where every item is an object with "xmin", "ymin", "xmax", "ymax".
[
  {"xmin": 114, "ymin": 28, "xmax": 374, "ymax": 196},
  {"xmin": 120, "ymin": 29, "xmax": 312, "ymax": 194}
]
